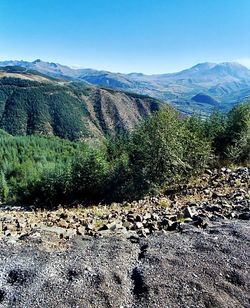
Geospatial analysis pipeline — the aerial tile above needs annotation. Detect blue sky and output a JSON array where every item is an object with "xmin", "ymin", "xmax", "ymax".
[{"xmin": 1, "ymin": 0, "xmax": 250, "ymax": 74}]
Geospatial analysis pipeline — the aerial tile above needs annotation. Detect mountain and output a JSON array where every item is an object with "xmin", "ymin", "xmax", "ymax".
[
  {"xmin": 0, "ymin": 66, "xmax": 161, "ymax": 140},
  {"xmin": 191, "ymin": 93, "xmax": 219, "ymax": 106},
  {"xmin": 1, "ymin": 60, "xmax": 250, "ymax": 115}
]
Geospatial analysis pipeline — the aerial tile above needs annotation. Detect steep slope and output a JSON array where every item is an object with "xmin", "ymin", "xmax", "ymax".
[
  {"xmin": 0, "ymin": 67, "xmax": 161, "ymax": 140},
  {"xmin": 1, "ymin": 60, "xmax": 250, "ymax": 114}
]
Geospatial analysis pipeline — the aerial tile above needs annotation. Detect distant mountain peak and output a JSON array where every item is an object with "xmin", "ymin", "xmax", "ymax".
[
  {"xmin": 33, "ymin": 59, "xmax": 42, "ymax": 64},
  {"xmin": 127, "ymin": 72, "xmax": 145, "ymax": 77},
  {"xmin": 190, "ymin": 62, "xmax": 217, "ymax": 71}
]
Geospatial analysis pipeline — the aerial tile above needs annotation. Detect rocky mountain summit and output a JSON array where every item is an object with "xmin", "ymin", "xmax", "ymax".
[{"xmin": 0, "ymin": 167, "xmax": 249, "ymax": 307}]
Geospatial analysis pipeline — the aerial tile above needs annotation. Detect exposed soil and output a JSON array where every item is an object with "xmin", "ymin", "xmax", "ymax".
[
  {"xmin": 0, "ymin": 221, "xmax": 249, "ymax": 308},
  {"xmin": 0, "ymin": 167, "xmax": 249, "ymax": 307}
]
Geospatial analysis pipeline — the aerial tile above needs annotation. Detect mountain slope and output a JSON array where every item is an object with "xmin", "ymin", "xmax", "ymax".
[
  {"xmin": 1, "ymin": 60, "xmax": 250, "ymax": 115},
  {"xmin": 0, "ymin": 67, "xmax": 161, "ymax": 140}
]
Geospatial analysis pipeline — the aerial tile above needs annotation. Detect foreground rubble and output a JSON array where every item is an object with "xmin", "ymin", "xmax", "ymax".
[
  {"xmin": 0, "ymin": 167, "xmax": 249, "ymax": 307},
  {"xmin": 0, "ymin": 167, "xmax": 249, "ymax": 241}
]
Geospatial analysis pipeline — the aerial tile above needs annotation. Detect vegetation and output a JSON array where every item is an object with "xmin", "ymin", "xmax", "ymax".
[
  {"xmin": 0, "ymin": 75, "xmax": 160, "ymax": 140},
  {"xmin": 0, "ymin": 101, "xmax": 249, "ymax": 208}
]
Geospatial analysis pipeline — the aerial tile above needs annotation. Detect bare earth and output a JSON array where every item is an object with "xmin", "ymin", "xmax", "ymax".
[
  {"xmin": 0, "ymin": 167, "xmax": 249, "ymax": 307},
  {"xmin": 0, "ymin": 220, "xmax": 249, "ymax": 308}
]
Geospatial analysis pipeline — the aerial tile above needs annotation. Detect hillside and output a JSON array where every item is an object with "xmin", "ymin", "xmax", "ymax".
[
  {"xmin": 0, "ymin": 67, "xmax": 161, "ymax": 140},
  {"xmin": 1, "ymin": 60, "xmax": 250, "ymax": 115}
]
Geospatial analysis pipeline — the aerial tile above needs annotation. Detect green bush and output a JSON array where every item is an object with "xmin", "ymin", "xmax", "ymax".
[
  {"xmin": 204, "ymin": 102, "xmax": 250, "ymax": 163},
  {"xmin": 126, "ymin": 107, "xmax": 212, "ymax": 198},
  {"xmin": 70, "ymin": 149, "xmax": 110, "ymax": 201},
  {"xmin": 225, "ymin": 102, "xmax": 250, "ymax": 162}
]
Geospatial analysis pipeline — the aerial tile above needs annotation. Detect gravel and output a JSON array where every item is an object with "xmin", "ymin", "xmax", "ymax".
[{"xmin": 0, "ymin": 220, "xmax": 249, "ymax": 308}]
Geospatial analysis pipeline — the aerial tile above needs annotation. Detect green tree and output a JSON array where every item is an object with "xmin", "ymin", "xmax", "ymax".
[{"xmin": 0, "ymin": 171, "xmax": 9, "ymax": 203}]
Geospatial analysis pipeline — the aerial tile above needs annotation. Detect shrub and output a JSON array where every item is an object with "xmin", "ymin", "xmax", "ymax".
[
  {"xmin": 225, "ymin": 102, "xmax": 250, "ymax": 162},
  {"xmin": 126, "ymin": 107, "xmax": 212, "ymax": 198},
  {"xmin": 70, "ymin": 149, "xmax": 110, "ymax": 201}
]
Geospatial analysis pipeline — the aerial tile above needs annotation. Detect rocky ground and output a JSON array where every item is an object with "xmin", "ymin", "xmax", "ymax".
[
  {"xmin": 0, "ymin": 167, "xmax": 249, "ymax": 307},
  {"xmin": 0, "ymin": 167, "xmax": 249, "ymax": 241}
]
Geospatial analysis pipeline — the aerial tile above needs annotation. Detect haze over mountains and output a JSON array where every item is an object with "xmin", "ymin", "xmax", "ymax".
[{"xmin": 1, "ymin": 59, "xmax": 250, "ymax": 114}]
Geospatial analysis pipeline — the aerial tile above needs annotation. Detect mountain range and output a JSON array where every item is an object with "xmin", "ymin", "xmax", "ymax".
[
  {"xmin": 1, "ymin": 59, "xmax": 250, "ymax": 114},
  {"xmin": 0, "ymin": 66, "xmax": 160, "ymax": 140}
]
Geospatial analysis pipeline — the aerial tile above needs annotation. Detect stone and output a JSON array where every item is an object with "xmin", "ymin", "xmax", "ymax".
[
  {"xmin": 160, "ymin": 218, "xmax": 169, "ymax": 227},
  {"xmin": 105, "ymin": 221, "xmax": 123, "ymax": 231},
  {"xmin": 192, "ymin": 216, "xmax": 208, "ymax": 229},
  {"xmin": 128, "ymin": 234, "xmax": 140, "ymax": 243},
  {"xmin": 86, "ymin": 223, "xmax": 94, "ymax": 231},
  {"xmin": 77, "ymin": 226, "xmax": 86, "ymax": 235},
  {"xmin": 122, "ymin": 221, "xmax": 133, "ymax": 230},
  {"xmin": 59, "ymin": 212, "xmax": 68, "ymax": 219},
  {"xmin": 58, "ymin": 219, "xmax": 68, "ymax": 228},
  {"xmin": 183, "ymin": 206, "xmax": 194, "ymax": 218},
  {"xmin": 135, "ymin": 222, "xmax": 143, "ymax": 229},
  {"xmin": 238, "ymin": 212, "xmax": 250, "ymax": 220},
  {"xmin": 206, "ymin": 205, "xmax": 221, "ymax": 213},
  {"xmin": 98, "ymin": 224, "xmax": 109, "ymax": 231},
  {"xmin": 4, "ymin": 230, "xmax": 11, "ymax": 236},
  {"xmin": 143, "ymin": 212, "xmax": 152, "ymax": 220},
  {"xmin": 167, "ymin": 221, "xmax": 179, "ymax": 231},
  {"xmin": 203, "ymin": 189, "xmax": 211, "ymax": 195},
  {"xmin": 152, "ymin": 213, "xmax": 159, "ymax": 221}
]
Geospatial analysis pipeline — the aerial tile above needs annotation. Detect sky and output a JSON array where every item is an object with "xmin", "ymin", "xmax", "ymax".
[{"xmin": 1, "ymin": 0, "xmax": 250, "ymax": 74}]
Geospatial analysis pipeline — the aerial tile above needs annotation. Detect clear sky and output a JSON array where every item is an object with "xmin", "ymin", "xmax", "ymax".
[{"xmin": 1, "ymin": 0, "xmax": 250, "ymax": 74}]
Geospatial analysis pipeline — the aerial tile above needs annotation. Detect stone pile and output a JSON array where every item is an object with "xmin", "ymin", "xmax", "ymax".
[{"xmin": 0, "ymin": 167, "xmax": 249, "ymax": 242}]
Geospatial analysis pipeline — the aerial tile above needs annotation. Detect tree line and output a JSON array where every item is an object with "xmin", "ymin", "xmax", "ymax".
[{"xmin": 0, "ymin": 102, "xmax": 249, "ymax": 208}]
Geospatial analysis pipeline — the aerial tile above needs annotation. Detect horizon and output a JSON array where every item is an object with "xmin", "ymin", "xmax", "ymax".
[
  {"xmin": 1, "ymin": 58, "xmax": 250, "ymax": 75},
  {"xmin": 1, "ymin": 0, "xmax": 250, "ymax": 74}
]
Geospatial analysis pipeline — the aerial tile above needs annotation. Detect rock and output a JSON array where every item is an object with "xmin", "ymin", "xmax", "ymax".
[
  {"xmin": 238, "ymin": 212, "xmax": 250, "ymax": 220},
  {"xmin": 203, "ymin": 189, "xmax": 211, "ymax": 195},
  {"xmin": 128, "ymin": 234, "xmax": 140, "ymax": 243},
  {"xmin": 206, "ymin": 205, "xmax": 221, "ymax": 213},
  {"xmin": 152, "ymin": 213, "xmax": 159, "ymax": 221},
  {"xmin": 122, "ymin": 221, "xmax": 133, "ymax": 230},
  {"xmin": 77, "ymin": 226, "xmax": 86, "ymax": 235},
  {"xmin": 160, "ymin": 218, "xmax": 169, "ymax": 228},
  {"xmin": 138, "ymin": 229, "xmax": 148, "ymax": 238},
  {"xmin": 59, "ymin": 212, "xmax": 68, "ymax": 219},
  {"xmin": 167, "ymin": 221, "xmax": 179, "ymax": 231},
  {"xmin": 135, "ymin": 214, "xmax": 143, "ymax": 222},
  {"xmin": 107, "ymin": 221, "xmax": 123, "ymax": 231},
  {"xmin": 86, "ymin": 223, "xmax": 94, "ymax": 231},
  {"xmin": 205, "ymin": 169, "xmax": 213, "ymax": 175},
  {"xmin": 167, "ymin": 215, "xmax": 177, "ymax": 221},
  {"xmin": 4, "ymin": 230, "xmax": 11, "ymax": 236},
  {"xmin": 135, "ymin": 222, "xmax": 143, "ymax": 229},
  {"xmin": 183, "ymin": 206, "xmax": 194, "ymax": 218},
  {"xmin": 192, "ymin": 216, "xmax": 208, "ymax": 229},
  {"xmin": 143, "ymin": 212, "xmax": 152, "ymax": 220},
  {"xmin": 58, "ymin": 219, "xmax": 68, "ymax": 228}
]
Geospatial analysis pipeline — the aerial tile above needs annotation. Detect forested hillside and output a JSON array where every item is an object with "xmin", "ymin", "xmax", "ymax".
[
  {"xmin": 0, "ymin": 102, "xmax": 249, "ymax": 207},
  {"xmin": 0, "ymin": 68, "xmax": 161, "ymax": 140}
]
